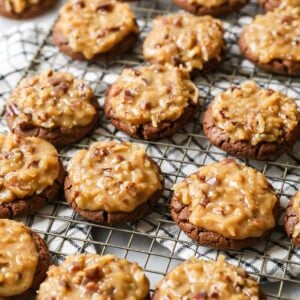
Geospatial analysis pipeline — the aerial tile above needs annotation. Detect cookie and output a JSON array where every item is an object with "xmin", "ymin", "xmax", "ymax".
[
  {"xmin": 152, "ymin": 256, "xmax": 265, "ymax": 300},
  {"xmin": 171, "ymin": 158, "xmax": 280, "ymax": 250},
  {"xmin": 0, "ymin": 134, "xmax": 65, "ymax": 218},
  {"xmin": 203, "ymin": 81, "xmax": 299, "ymax": 160},
  {"xmin": 0, "ymin": 219, "xmax": 50, "ymax": 299},
  {"xmin": 239, "ymin": 6, "xmax": 300, "ymax": 76},
  {"xmin": 105, "ymin": 64, "xmax": 199, "ymax": 139},
  {"xmin": 259, "ymin": 0, "xmax": 299, "ymax": 11},
  {"xmin": 37, "ymin": 254, "xmax": 149, "ymax": 300},
  {"xmin": 285, "ymin": 191, "xmax": 300, "ymax": 247},
  {"xmin": 65, "ymin": 141, "xmax": 164, "ymax": 225},
  {"xmin": 0, "ymin": 0, "xmax": 56, "ymax": 19},
  {"xmin": 6, "ymin": 69, "xmax": 100, "ymax": 147},
  {"xmin": 52, "ymin": 0, "xmax": 139, "ymax": 62},
  {"xmin": 172, "ymin": 0, "xmax": 248, "ymax": 17},
  {"xmin": 143, "ymin": 13, "xmax": 225, "ymax": 73}
]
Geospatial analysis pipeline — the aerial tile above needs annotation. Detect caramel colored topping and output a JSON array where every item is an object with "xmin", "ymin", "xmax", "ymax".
[
  {"xmin": 157, "ymin": 256, "xmax": 261, "ymax": 300},
  {"xmin": 291, "ymin": 191, "xmax": 300, "ymax": 238},
  {"xmin": 143, "ymin": 14, "xmax": 224, "ymax": 71},
  {"xmin": 187, "ymin": 0, "xmax": 228, "ymax": 7},
  {"xmin": 0, "ymin": 219, "xmax": 38, "ymax": 297},
  {"xmin": 106, "ymin": 64, "xmax": 199, "ymax": 127},
  {"xmin": 67, "ymin": 141, "xmax": 163, "ymax": 213},
  {"xmin": 0, "ymin": 134, "xmax": 59, "ymax": 204},
  {"xmin": 3, "ymin": 0, "xmax": 39, "ymax": 13},
  {"xmin": 241, "ymin": 7, "xmax": 300, "ymax": 63},
  {"xmin": 56, "ymin": 0, "xmax": 139, "ymax": 59},
  {"xmin": 8, "ymin": 69, "xmax": 97, "ymax": 130},
  {"xmin": 173, "ymin": 159, "xmax": 278, "ymax": 239},
  {"xmin": 211, "ymin": 81, "xmax": 299, "ymax": 146},
  {"xmin": 37, "ymin": 254, "xmax": 149, "ymax": 300},
  {"xmin": 278, "ymin": 0, "xmax": 300, "ymax": 8}
]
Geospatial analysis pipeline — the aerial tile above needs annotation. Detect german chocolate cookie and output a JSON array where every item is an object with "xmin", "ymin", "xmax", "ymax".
[
  {"xmin": 143, "ymin": 13, "xmax": 225, "ymax": 73},
  {"xmin": 203, "ymin": 81, "xmax": 299, "ymax": 160},
  {"xmin": 285, "ymin": 191, "xmax": 300, "ymax": 248},
  {"xmin": 65, "ymin": 141, "xmax": 164, "ymax": 225},
  {"xmin": 172, "ymin": 0, "xmax": 248, "ymax": 17},
  {"xmin": 239, "ymin": 6, "xmax": 300, "ymax": 76},
  {"xmin": 6, "ymin": 70, "xmax": 100, "ymax": 146},
  {"xmin": 0, "ymin": 134, "xmax": 65, "ymax": 218},
  {"xmin": 0, "ymin": 0, "xmax": 56, "ymax": 19},
  {"xmin": 105, "ymin": 64, "xmax": 199, "ymax": 139},
  {"xmin": 0, "ymin": 219, "xmax": 50, "ymax": 300},
  {"xmin": 52, "ymin": 0, "xmax": 139, "ymax": 62},
  {"xmin": 152, "ymin": 256, "xmax": 265, "ymax": 299},
  {"xmin": 171, "ymin": 159, "xmax": 279, "ymax": 250},
  {"xmin": 37, "ymin": 254, "xmax": 150, "ymax": 300},
  {"xmin": 259, "ymin": 0, "xmax": 299, "ymax": 11}
]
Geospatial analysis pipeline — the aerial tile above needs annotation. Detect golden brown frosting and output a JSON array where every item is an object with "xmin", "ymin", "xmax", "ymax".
[
  {"xmin": 211, "ymin": 81, "xmax": 299, "ymax": 146},
  {"xmin": 143, "ymin": 13, "xmax": 224, "ymax": 71},
  {"xmin": 3, "ymin": 0, "xmax": 39, "ymax": 13},
  {"xmin": 55, "ymin": 0, "xmax": 139, "ymax": 59},
  {"xmin": 241, "ymin": 6, "xmax": 300, "ymax": 63},
  {"xmin": 7, "ymin": 69, "xmax": 97, "ymax": 129},
  {"xmin": 187, "ymin": 0, "xmax": 228, "ymax": 7},
  {"xmin": 37, "ymin": 254, "xmax": 149, "ymax": 300},
  {"xmin": 106, "ymin": 64, "xmax": 199, "ymax": 127},
  {"xmin": 0, "ymin": 219, "xmax": 38, "ymax": 297},
  {"xmin": 156, "ymin": 256, "xmax": 261, "ymax": 300},
  {"xmin": 173, "ymin": 159, "xmax": 278, "ymax": 239},
  {"xmin": 278, "ymin": 0, "xmax": 300, "ymax": 9},
  {"xmin": 291, "ymin": 191, "xmax": 300, "ymax": 238},
  {"xmin": 0, "ymin": 134, "xmax": 59, "ymax": 204},
  {"xmin": 67, "ymin": 141, "xmax": 163, "ymax": 212}
]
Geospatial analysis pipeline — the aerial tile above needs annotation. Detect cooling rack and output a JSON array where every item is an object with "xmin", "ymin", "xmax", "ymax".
[{"xmin": 0, "ymin": 0, "xmax": 300, "ymax": 299}]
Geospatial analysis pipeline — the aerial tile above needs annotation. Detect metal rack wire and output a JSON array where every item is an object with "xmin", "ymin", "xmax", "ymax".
[{"xmin": 0, "ymin": 0, "xmax": 300, "ymax": 299}]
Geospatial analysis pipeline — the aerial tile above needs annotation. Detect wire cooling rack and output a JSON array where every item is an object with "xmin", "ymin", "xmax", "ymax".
[{"xmin": 0, "ymin": 0, "xmax": 300, "ymax": 299}]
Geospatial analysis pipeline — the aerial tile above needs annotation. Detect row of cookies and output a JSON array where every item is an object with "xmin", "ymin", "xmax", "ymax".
[
  {"xmin": 6, "ymin": 68, "xmax": 299, "ymax": 160},
  {"xmin": 1, "ymin": 133, "xmax": 300, "ymax": 249},
  {"xmin": 0, "ymin": 0, "xmax": 296, "ymax": 19},
  {"xmin": 0, "ymin": 218, "xmax": 266, "ymax": 299},
  {"xmin": 1, "ymin": 0, "xmax": 299, "ymax": 76},
  {"xmin": 50, "ymin": 0, "xmax": 300, "ymax": 76}
]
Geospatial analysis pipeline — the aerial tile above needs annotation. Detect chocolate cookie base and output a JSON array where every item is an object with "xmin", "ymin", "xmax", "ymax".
[
  {"xmin": 6, "ymin": 97, "xmax": 100, "ymax": 147},
  {"xmin": 285, "ymin": 199, "xmax": 300, "ymax": 248},
  {"xmin": 6, "ymin": 231, "xmax": 50, "ymax": 300},
  {"xmin": 52, "ymin": 25, "xmax": 139, "ymax": 62},
  {"xmin": 258, "ymin": 0, "xmax": 280, "ymax": 11},
  {"xmin": 64, "ymin": 164, "xmax": 164, "ymax": 225},
  {"xmin": 203, "ymin": 106, "xmax": 300, "ymax": 160},
  {"xmin": 0, "ymin": 0, "xmax": 56, "ymax": 19},
  {"xmin": 170, "ymin": 195, "xmax": 280, "ymax": 250},
  {"xmin": 104, "ymin": 98, "xmax": 198, "ymax": 140},
  {"xmin": 239, "ymin": 33, "xmax": 300, "ymax": 76},
  {"xmin": 0, "ymin": 159, "xmax": 65, "ymax": 219},
  {"xmin": 151, "ymin": 287, "xmax": 266, "ymax": 300},
  {"xmin": 172, "ymin": 0, "xmax": 248, "ymax": 17}
]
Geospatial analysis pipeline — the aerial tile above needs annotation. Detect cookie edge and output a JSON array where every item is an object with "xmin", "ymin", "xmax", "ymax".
[
  {"xmin": 0, "ymin": 158, "xmax": 65, "ymax": 218},
  {"xmin": 0, "ymin": 0, "xmax": 57, "ymax": 19},
  {"xmin": 64, "ymin": 158, "xmax": 164, "ymax": 225},
  {"xmin": 104, "ymin": 90, "xmax": 199, "ymax": 140},
  {"xmin": 172, "ymin": 0, "xmax": 248, "ymax": 17},
  {"xmin": 52, "ymin": 21, "xmax": 139, "ymax": 62},
  {"xmin": 6, "ymin": 97, "xmax": 100, "ymax": 147},
  {"xmin": 170, "ymin": 179, "xmax": 280, "ymax": 250},
  {"xmin": 285, "ymin": 196, "xmax": 300, "ymax": 248},
  {"xmin": 239, "ymin": 32, "xmax": 300, "ymax": 76}
]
